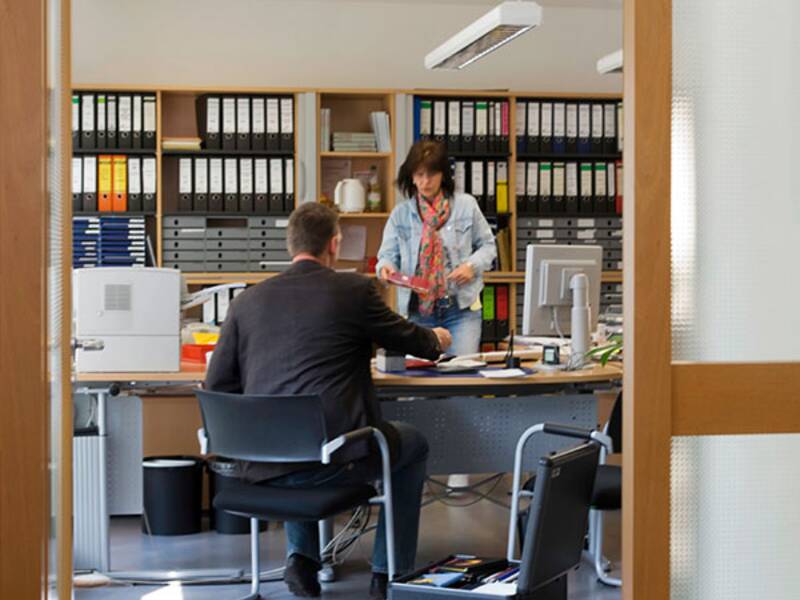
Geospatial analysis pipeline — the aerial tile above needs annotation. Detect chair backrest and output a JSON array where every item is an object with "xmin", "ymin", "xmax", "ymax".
[
  {"xmin": 195, "ymin": 389, "xmax": 329, "ymax": 463},
  {"xmin": 605, "ymin": 391, "xmax": 622, "ymax": 453},
  {"xmin": 517, "ymin": 441, "xmax": 600, "ymax": 593}
]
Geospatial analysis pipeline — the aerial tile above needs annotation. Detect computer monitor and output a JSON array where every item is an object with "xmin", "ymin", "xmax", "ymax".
[{"xmin": 522, "ymin": 244, "xmax": 602, "ymax": 336}]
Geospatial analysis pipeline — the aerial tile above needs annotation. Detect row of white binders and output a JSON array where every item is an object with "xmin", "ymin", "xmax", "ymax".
[
  {"xmin": 72, "ymin": 93, "xmax": 156, "ymax": 150},
  {"xmin": 172, "ymin": 156, "xmax": 295, "ymax": 214},
  {"xmin": 72, "ymin": 155, "xmax": 156, "ymax": 213},
  {"xmin": 515, "ymin": 100, "xmax": 623, "ymax": 156},
  {"xmin": 196, "ymin": 95, "xmax": 294, "ymax": 152},
  {"xmin": 415, "ymin": 97, "xmax": 510, "ymax": 155},
  {"xmin": 514, "ymin": 161, "xmax": 623, "ymax": 216}
]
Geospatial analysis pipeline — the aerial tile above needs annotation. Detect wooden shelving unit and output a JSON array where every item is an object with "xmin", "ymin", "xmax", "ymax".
[{"xmin": 71, "ymin": 85, "xmax": 624, "ymax": 332}]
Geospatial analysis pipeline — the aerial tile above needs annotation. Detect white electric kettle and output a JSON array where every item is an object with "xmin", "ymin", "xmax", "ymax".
[{"xmin": 334, "ymin": 178, "xmax": 366, "ymax": 213}]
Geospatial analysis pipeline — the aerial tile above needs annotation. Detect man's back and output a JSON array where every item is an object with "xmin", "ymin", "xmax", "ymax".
[{"xmin": 206, "ymin": 260, "xmax": 440, "ymax": 451}]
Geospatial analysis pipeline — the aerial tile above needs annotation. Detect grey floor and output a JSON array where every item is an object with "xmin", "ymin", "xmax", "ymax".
[{"xmin": 75, "ymin": 476, "xmax": 621, "ymax": 599}]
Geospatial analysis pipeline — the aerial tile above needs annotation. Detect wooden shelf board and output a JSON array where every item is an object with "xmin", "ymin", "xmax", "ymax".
[
  {"xmin": 183, "ymin": 271, "xmax": 377, "ymax": 285},
  {"xmin": 321, "ymin": 151, "xmax": 391, "ymax": 158},
  {"xmin": 337, "ymin": 212, "xmax": 389, "ymax": 219}
]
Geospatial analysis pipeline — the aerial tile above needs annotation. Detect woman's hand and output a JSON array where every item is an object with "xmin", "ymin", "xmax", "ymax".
[
  {"xmin": 379, "ymin": 264, "xmax": 398, "ymax": 282},
  {"xmin": 447, "ymin": 262, "xmax": 475, "ymax": 286}
]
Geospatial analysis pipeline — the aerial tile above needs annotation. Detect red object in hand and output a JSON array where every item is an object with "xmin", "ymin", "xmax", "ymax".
[
  {"xmin": 386, "ymin": 272, "xmax": 431, "ymax": 294},
  {"xmin": 367, "ymin": 257, "xmax": 378, "ymax": 273}
]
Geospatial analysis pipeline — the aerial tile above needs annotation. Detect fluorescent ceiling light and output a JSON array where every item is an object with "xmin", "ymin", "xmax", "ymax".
[
  {"xmin": 597, "ymin": 49, "xmax": 623, "ymax": 74},
  {"xmin": 425, "ymin": 1, "xmax": 543, "ymax": 70}
]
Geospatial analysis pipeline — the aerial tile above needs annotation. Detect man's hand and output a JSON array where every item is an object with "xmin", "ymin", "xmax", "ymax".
[
  {"xmin": 379, "ymin": 264, "xmax": 397, "ymax": 282},
  {"xmin": 432, "ymin": 327, "xmax": 452, "ymax": 351},
  {"xmin": 447, "ymin": 262, "xmax": 475, "ymax": 286}
]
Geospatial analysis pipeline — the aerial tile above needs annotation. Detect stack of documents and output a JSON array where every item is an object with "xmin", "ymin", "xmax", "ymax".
[
  {"xmin": 99, "ymin": 216, "xmax": 146, "ymax": 267},
  {"xmin": 370, "ymin": 111, "xmax": 391, "ymax": 152},
  {"xmin": 320, "ymin": 108, "xmax": 331, "ymax": 151},
  {"xmin": 162, "ymin": 137, "xmax": 202, "ymax": 152},
  {"xmin": 333, "ymin": 132, "xmax": 376, "ymax": 152},
  {"xmin": 73, "ymin": 217, "xmax": 100, "ymax": 268}
]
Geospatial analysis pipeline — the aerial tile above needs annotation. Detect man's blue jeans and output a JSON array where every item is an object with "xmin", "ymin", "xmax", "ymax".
[{"xmin": 268, "ymin": 421, "xmax": 429, "ymax": 576}]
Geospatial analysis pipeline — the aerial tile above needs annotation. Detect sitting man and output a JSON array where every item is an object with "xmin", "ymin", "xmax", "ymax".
[{"xmin": 206, "ymin": 202, "xmax": 451, "ymax": 599}]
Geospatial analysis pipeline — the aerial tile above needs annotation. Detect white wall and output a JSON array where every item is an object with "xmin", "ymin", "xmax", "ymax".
[{"xmin": 72, "ymin": 0, "xmax": 622, "ymax": 93}]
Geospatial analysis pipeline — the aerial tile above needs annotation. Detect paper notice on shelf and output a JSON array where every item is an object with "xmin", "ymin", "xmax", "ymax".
[
  {"xmin": 321, "ymin": 158, "xmax": 352, "ymax": 203},
  {"xmin": 339, "ymin": 224, "xmax": 367, "ymax": 261}
]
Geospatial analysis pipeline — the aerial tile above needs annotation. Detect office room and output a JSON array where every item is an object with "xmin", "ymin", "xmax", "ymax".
[{"xmin": 5, "ymin": 1, "xmax": 800, "ymax": 599}]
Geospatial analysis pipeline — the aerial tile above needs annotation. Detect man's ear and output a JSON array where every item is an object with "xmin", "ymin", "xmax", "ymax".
[{"xmin": 328, "ymin": 234, "xmax": 339, "ymax": 257}]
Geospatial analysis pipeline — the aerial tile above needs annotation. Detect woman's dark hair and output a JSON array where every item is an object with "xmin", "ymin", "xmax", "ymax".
[{"xmin": 396, "ymin": 140, "xmax": 455, "ymax": 199}]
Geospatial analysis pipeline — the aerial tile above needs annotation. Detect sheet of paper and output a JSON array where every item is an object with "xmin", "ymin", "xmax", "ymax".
[
  {"xmin": 320, "ymin": 158, "xmax": 351, "ymax": 202},
  {"xmin": 338, "ymin": 224, "xmax": 367, "ymax": 261},
  {"xmin": 471, "ymin": 582, "xmax": 518, "ymax": 596},
  {"xmin": 479, "ymin": 368, "xmax": 528, "ymax": 379}
]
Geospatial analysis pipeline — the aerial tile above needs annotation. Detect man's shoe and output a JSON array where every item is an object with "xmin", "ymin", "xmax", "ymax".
[
  {"xmin": 370, "ymin": 572, "xmax": 388, "ymax": 600},
  {"xmin": 284, "ymin": 553, "xmax": 321, "ymax": 598}
]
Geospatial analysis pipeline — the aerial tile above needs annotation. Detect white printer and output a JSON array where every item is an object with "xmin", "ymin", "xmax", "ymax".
[{"xmin": 73, "ymin": 267, "xmax": 181, "ymax": 372}]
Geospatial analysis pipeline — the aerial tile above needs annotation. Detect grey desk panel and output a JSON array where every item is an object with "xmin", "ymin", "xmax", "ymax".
[
  {"xmin": 248, "ymin": 239, "xmax": 287, "ymax": 251},
  {"xmin": 204, "ymin": 239, "xmax": 249, "ymax": 251},
  {"xmin": 163, "ymin": 215, "xmax": 206, "ymax": 228},
  {"xmin": 164, "ymin": 262, "xmax": 205, "ymax": 272},
  {"xmin": 163, "ymin": 250, "xmax": 205, "ymax": 262},
  {"xmin": 205, "ymin": 250, "xmax": 249, "ymax": 261},
  {"xmin": 381, "ymin": 394, "xmax": 596, "ymax": 475},
  {"xmin": 250, "ymin": 228, "xmax": 288, "ymax": 240},
  {"xmin": 163, "ymin": 239, "xmax": 205, "ymax": 251},
  {"xmin": 205, "ymin": 227, "xmax": 249, "ymax": 239},
  {"xmin": 163, "ymin": 227, "xmax": 206, "ymax": 240}
]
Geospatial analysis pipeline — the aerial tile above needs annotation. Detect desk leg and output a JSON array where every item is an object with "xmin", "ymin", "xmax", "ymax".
[
  {"xmin": 319, "ymin": 519, "xmax": 336, "ymax": 582},
  {"xmin": 96, "ymin": 390, "xmax": 110, "ymax": 573}
]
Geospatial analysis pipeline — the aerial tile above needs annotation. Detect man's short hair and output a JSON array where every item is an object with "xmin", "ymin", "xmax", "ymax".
[{"xmin": 287, "ymin": 202, "xmax": 340, "ymax": 257}]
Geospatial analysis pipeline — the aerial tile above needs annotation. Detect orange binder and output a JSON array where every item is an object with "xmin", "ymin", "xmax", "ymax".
[
  {"xmin": 97, "ymin": 154, "xmax": 113, "ymax": 212},
  {"xmin": 112, "ymin": 155, "xmax": 128, "ymax": 212}
]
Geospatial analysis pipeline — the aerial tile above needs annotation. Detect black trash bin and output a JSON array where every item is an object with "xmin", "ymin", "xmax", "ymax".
[
  {"xmin": 142, "ymin": 456, "xmax": 203, "ymax": 535},
  {"xmin": 208, "ymin": 457, "xmax": 268, "ymax": 534}
]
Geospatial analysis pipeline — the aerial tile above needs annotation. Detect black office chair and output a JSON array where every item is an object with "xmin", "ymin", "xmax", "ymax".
[
  {"xmin": 518, "ymin": 392, "xmax": 622, "ymax": 587},
  {"xmin": 196, "ymin": 389, "xmax": 397, "ymax": 600}
]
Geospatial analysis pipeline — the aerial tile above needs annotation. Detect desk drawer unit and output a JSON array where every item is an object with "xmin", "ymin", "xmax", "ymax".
[
  {"xmin": 163, "ymin": 215, "xmax": 289, "ymax": 273},
  {"xmin": 516, "ymin": 220, "xmax": 623, "ymax": 272}
]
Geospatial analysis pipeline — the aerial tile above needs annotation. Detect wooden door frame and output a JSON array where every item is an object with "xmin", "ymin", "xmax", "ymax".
[
  {"xmin": 0, "ymin": 0, "xmax": 50, "ymax": 597},
  {"xmin": 622, "ymin": 0, "xmax": 673, "ymax": 598}
]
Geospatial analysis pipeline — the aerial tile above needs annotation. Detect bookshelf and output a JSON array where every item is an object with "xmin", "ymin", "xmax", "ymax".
[{"xmin": 70, "ymin": 85, "xmax": 623, "ymax": 334}]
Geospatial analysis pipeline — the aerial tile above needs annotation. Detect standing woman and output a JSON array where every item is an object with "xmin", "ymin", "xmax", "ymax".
[{"xmin": 377, "ymin": 140, "xmax": 497, "ymax": 357}]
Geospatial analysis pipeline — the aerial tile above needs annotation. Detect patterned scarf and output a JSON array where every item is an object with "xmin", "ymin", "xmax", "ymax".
[{"xmin": 416, "ymin": 192, "xmax": 451, "ymax": 315}]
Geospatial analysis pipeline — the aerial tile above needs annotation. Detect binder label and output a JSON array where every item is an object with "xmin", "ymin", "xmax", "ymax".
[
  {"xmin": 419, "ymin": 100, "xmax": 432, "ymax": 136},
  {"xmin": 224, "ymin": 158, "xmax": 238, "ymax": 193},
  {"xmin": 594, "ymin": 164, "xmax": 607, "ymax": 195},
  {"xmin": 526, "ymin": 162, "xmax": 538, "ymax": 196},
  {"xmin": 448, "ymin": 101, "xmax": 460, "ymax": 135},
  {"xmin": 97, "ymin": 95, "xmax": 106, "ymax": 133},
  {"xmin": 209, "ymin": 158, "xmax": 223, "ymax": 194},
  {"xmin": 255, "ymin": 158, "xmax": 268, "ymax": 194},
  {"xmin": 207, "ymin": 97, "xmax": 220, "ymax": 133},
  {"xmin": 107, "ymin": 97, "xmax": 117, "ymax": 132},
  {"xmin": 433, "ymin": 101, "xmax": 446, "ymax": 136},
  {"xmin": 237, "ymin": 98, "xmax": 250, "ymax": 134},
  {"xmin": 470, "ymin": 161, "xmax": 484, "ymax": 195},
  {"xmin": 527, "ymin": 102, "xmax": 539, "ymax": 136},
  {"xmin": 580, "ymin": 164, "xmax": 593, "ymax": 195},
  {"xmin": 462, "ymin": 102, "xmax": 474, "ymax": 136},
  {"xmin": 72, "ymin": 96, "xmax": 79, "ymax": 132},
  {"xmin": 280, "ymin": 98, "xmax": 294, "ymax": 133},
  {"xmin": 252, "ymin": 98, "xmax": 265, "ymax": 134},
  {"xmin": 194, "ymin": 158, "xmax": 208, "ymax": 193},
  {"xmin": 72, "ymin": 157, "xmax": 82, "ymax": 193},
  {"xmin": 143, "ymin": 158, "xmax": 156, "ymax": 194},
  {"xmin": 454, "ymin": 161, "xmax": 466, "ymax": 194},
  {"xmin": 539, "ymin": 163, "xmax": 552, "ymax": 195},
  {"xmin": 553, "ymin": 103, "xmax": 565, "ymax": 137},
  {"xmin": 82, "ymin": 94, "xmax": 95, "ymax": 132},
  {"xmin": 604, "ymin": 104, "xmax": 616, "ymax": 138},
  {"xmin": 515, "ymin": 162, "xmax": 526, "ymax": 196},
  {"xmin": 566, "ymin": 163, "xmax": 578, "ymax": 196},
  {"xmin": 223, "ymin": 98, "xmax": 236, "ymax": 134},
  {"xmin": 269, "ymin": 159, "xmax": 283, "ymax": 193},
  {"xmin": 487, "ymin": 161, "xmax": 496, "ymax": 194},
  {"xmin": 128, "ymin": 158, "xmax": 141, "ymax": 194},
  {"xmin": 119, "ymin": 96, "xmax": 132, "ymax": 132},
  {"xmin": 267, "ymin": 98, "xmax": 279, "ymax": 134},
  {"xmin": 592, "ymin": 104, "xmax": 603, "ymax": 139},
  {"xmin": 566, "ymin": 104, "xmax": 578, "ymax": 138},
  {"xmin": 515, "ymin": 102, "xmax": 526, "ymax": 136},
  {"xmin": 143, "ymin": 97, "xmax": 156, "ymax": 134},
  {"xmin": 179, "ymin": 158, "xmax": 193, "ymax": 194},
  {"xmin": 579, "ymin": 104, "xmax": 591, "ymax": 139},
  {"xmin": 475, "ymin": 102, "xmax": 488, "ymax": 136},
  {"xmin": 553, "ymin": 164, "xmax": 565, "ymax": 196},
  {"xmin": 607, "ymin": 162, "xmax": 616, "ymax": 196},
  {"xmin": 240, "ymin": 158, "xmax": 253, "ymax": 194},
  {"xmin": 133, "ymin": 95, "xmax": 142, "ymax": 132},
  {"xmin": 541, "ymin": 103, "xmax": 553, "ymax": 137}
]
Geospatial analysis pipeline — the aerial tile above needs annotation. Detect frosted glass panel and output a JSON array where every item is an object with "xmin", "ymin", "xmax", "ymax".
[
  {"xmin": 671, "ymin": 0, "xmax": 800, "ymax": 361},
  {"xmin": 671, "ymin": 435, "xmax": 800, "ymax": 599}
]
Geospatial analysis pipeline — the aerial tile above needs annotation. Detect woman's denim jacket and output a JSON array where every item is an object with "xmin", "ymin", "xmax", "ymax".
[{"xmin": 376, "ymin": 193, "xmax": 497, "ymax": 316}]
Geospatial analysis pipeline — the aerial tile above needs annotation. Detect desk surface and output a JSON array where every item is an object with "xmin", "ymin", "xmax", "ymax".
[{"xmin": 75, "ymin": 360, "xmax": 622, "ymax": 388}]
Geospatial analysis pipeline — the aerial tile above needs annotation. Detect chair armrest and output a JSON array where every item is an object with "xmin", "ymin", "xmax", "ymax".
[
  {"xmin": 540, "ymin": 423, "xmax": 594, "ymax": 441},
  {"xmin": 320, "ymin": 426, "xmax": 375, "ymax": 465}
]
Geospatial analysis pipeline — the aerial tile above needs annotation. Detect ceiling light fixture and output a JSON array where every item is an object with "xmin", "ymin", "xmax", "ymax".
[{"xmin": 425, "ymin": 1, "xmax": 543, "ymax": 70}]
